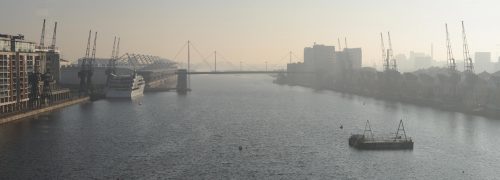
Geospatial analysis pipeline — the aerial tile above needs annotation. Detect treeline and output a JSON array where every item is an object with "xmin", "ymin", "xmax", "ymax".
[{"xmin": 280, "ymin": 67, "xmax": 500, "ymax": 116}]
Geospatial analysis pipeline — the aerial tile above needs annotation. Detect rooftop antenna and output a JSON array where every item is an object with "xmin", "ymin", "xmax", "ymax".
[
  {"xmin": 462, "ymin": 21, "xmax": 474, "ymax": 73},
  {"xmin": 39, "ymin": 19, "xmax": 46, "ymax": 49},
  {"xmin": 50, "ymin": 22, "xmax": 57, "ymax": 50},
  {"xmin": 445, "ymin": 23, "xmax": 456, "ymax": 72}
]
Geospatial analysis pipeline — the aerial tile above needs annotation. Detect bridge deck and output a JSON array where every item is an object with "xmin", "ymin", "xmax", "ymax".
[{"xmin": 186, "ymin": 71, "xmax": 285, "ymax": 74}]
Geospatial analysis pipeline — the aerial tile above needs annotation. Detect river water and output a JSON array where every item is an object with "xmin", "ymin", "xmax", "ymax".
[{"xmin": 0, "ymin": 75, "xmax": 499, "ymax": 179}]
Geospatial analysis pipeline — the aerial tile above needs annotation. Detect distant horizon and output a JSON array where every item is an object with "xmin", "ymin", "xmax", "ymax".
[{"xmin": 3, "ymin": 0, "xmax": 500, "ymax": 70}]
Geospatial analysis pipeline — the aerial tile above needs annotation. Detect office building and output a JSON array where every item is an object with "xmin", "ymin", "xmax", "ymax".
[{"xmin": 474, "ymin": 52, "xmax": 491, "ymax": 73}]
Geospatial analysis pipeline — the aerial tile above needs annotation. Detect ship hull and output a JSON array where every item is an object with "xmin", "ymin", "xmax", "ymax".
[
  {"xmin": 349, "ymin": 134, "xmax": 414, "ymax": 150},
  {"xmin": 105, "ymin": 84, "xmax": 145, "ymax": 98}
]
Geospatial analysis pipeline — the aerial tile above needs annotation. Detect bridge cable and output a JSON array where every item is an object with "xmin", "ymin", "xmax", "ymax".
[
  {"xmin": 189, "ymin": 41, "xmax": 214, "ymax": 71},
  {"xmin": 171, "ymin": 42, "xmax": 188, "ymax": 66}
]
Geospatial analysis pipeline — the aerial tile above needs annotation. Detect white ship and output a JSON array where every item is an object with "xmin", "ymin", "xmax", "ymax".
[{"xmin": 105, "ymin": 72, "xmax": 145, "ymax": 98}]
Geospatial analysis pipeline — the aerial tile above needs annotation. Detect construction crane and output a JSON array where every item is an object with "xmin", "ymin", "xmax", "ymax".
[
  {"xmin": 39, "ymin": 19, "xmax": 46, "ymax": 49},
  {"xmin": 50, "ymin": 22, "xmax": 57, "ymax": 50},
  {"xmin": 445, "ymin": 23, "xmax": 456, "ymax": 72},
  {"xmin": 462, "ymin": 21, "xmax": 474, "ymax": 73},
  {"xmin": 387, "ymin": 31, "xmax": 398, "ymax": 71},
  {"xmin": 381, "ymin": 33, "xmax": 389, "ymax": 71}
]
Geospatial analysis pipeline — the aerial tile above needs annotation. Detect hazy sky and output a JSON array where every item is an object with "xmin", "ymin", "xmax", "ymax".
[{"xmin": 2, "ymin": 0, "xmax": 500, "ymax": 69}]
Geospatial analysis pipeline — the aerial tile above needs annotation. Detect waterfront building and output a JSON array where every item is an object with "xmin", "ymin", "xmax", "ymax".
[
  {"xmin": 336, "ymin": 48, "xmax": 362, "ymax": 70},
  {"xmin": 304, "ymin": 43, "xmax": 336, "ymax": 72},
  {"xmin": 394, "ymin": 54, "xmax": 412, "ymax": 72},
  {"xmin": 474, "ymin": 52, "xmax": 491, "ymax": 73},
  {"xmin": 0, "ymin": 33, "xmax": 70, "ymax": 114},
  {"xmin": 0, "ymin": 34, "xmax": 38, "ymax": 113},
  {"xmin": 410, "ymin": 51, "xmax": 433, "ymax": 70}
]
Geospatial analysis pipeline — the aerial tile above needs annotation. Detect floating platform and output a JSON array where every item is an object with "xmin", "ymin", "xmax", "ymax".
[
  {"xmin": 348, "ymin": 120, "xmax": 413, "ymax": 150},
  {"xmin": 348, "ymin": 134, "xmax": 413, "ymax": 150}
]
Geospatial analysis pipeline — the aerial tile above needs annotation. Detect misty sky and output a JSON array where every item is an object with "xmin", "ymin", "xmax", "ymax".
[{"xmin": 2, "ymin": 0, "xmax": 500, "ymax": 69}]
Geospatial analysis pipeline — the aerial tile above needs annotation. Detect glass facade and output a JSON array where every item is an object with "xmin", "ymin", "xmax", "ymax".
[
  {"xmin": 0, "ymin": 39, "xmax": 36, "ymax": 53},
  {"xmin": 0, "ymin": 39, "xmax": 10, "ymax": 52},
  {"xmin": 0, "ymin": 54, "xmax": 9, "ymax": 98}
]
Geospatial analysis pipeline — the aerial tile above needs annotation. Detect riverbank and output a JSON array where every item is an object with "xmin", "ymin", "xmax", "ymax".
[
  {"xmin": 0, "ymin": 97, "xmax": 90, "ymax": 124},
  {"xmin": 277, "ymin": 80, "xmax": 500, "ymax": 119}
]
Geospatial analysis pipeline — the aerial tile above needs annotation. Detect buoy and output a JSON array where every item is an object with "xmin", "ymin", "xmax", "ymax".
[
  {"xmin": 239, "ymin": 146, "xmax": 243, "ymax": 151},
  {"xmin": 340, "ymin": 125, "xmax": 343, "ymax": 129}
]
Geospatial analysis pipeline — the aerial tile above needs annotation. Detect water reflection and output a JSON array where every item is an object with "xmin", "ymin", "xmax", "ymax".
[{"xmin": 0, "ymin": 75, "xmax": 498, "ymax": 179}]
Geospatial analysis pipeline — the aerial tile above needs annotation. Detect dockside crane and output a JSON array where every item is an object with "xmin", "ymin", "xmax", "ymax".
[
  {"xmin": 462, "ymin": 21, "xmax": 474, "ymax": 73},
  {"xmin": 88, "ymin": 31, "xmax": 98, "ymax": 93},
  {"xmin": 39, "ymin": 19, "xmax": 46, "ymax": 49},
  {"xmin": 387, "ymin": 32, "xmax": 398, "ymax": 71},
  {"xmin": 50, "ymin": 22, "xmax": 57, "ymax": 50},
  {"xmin": 78, "ymin": 30, "xmax": 93, "ymax": 96},
  {"xmin": 106, "ymin": 37, "xmax": 117, "ymax": 83},
  {"xmin": 445, "ymin": 23, "xmax": 456, "ymax": 72}
]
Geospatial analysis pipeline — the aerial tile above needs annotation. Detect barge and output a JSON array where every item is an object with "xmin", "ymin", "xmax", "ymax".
[{"xmin": 349, "ymin": 120, "xmax": 413, "ymax": 150}]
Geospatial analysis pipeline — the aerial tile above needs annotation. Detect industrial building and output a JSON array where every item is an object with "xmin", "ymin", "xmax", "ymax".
[
  {"xmin": 294, "ymin": 43, "xmax": 362, "ymax": 73},
  {"xmin": 475, "ymin": 52, "xmax": 491, "ymax": 73}
]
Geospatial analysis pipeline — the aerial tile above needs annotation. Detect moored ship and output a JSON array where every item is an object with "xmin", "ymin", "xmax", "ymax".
[{"xmin": 105, "ymin": 72, "xmax": 145, "ymax": 98}]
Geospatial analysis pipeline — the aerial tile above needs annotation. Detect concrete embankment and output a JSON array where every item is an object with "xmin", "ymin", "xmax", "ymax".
[{"xmin": 0, "ymin": 97, "xmax": 90, "ymax": 124}]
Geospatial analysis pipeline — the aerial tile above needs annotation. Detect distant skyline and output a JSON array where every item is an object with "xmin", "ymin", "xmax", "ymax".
[{"xmin": 2, "ymin": 0, "xmax": 500, "ymax": 69}]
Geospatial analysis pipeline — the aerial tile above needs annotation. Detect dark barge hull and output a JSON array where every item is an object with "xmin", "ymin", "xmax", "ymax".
[{"xmin": 349, "ymin": 135, "xmax": 413, "ymax": 150}]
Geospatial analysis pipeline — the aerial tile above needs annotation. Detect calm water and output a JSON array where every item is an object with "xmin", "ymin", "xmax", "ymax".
[{"xmin": 1, "ymin": 75, "xmax": 499, "ymax": 179}]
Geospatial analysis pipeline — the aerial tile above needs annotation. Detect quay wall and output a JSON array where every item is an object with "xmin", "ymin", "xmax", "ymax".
[{"xmin": 0, "ymin": 97, "xmax": 89, "ymax": 124}]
